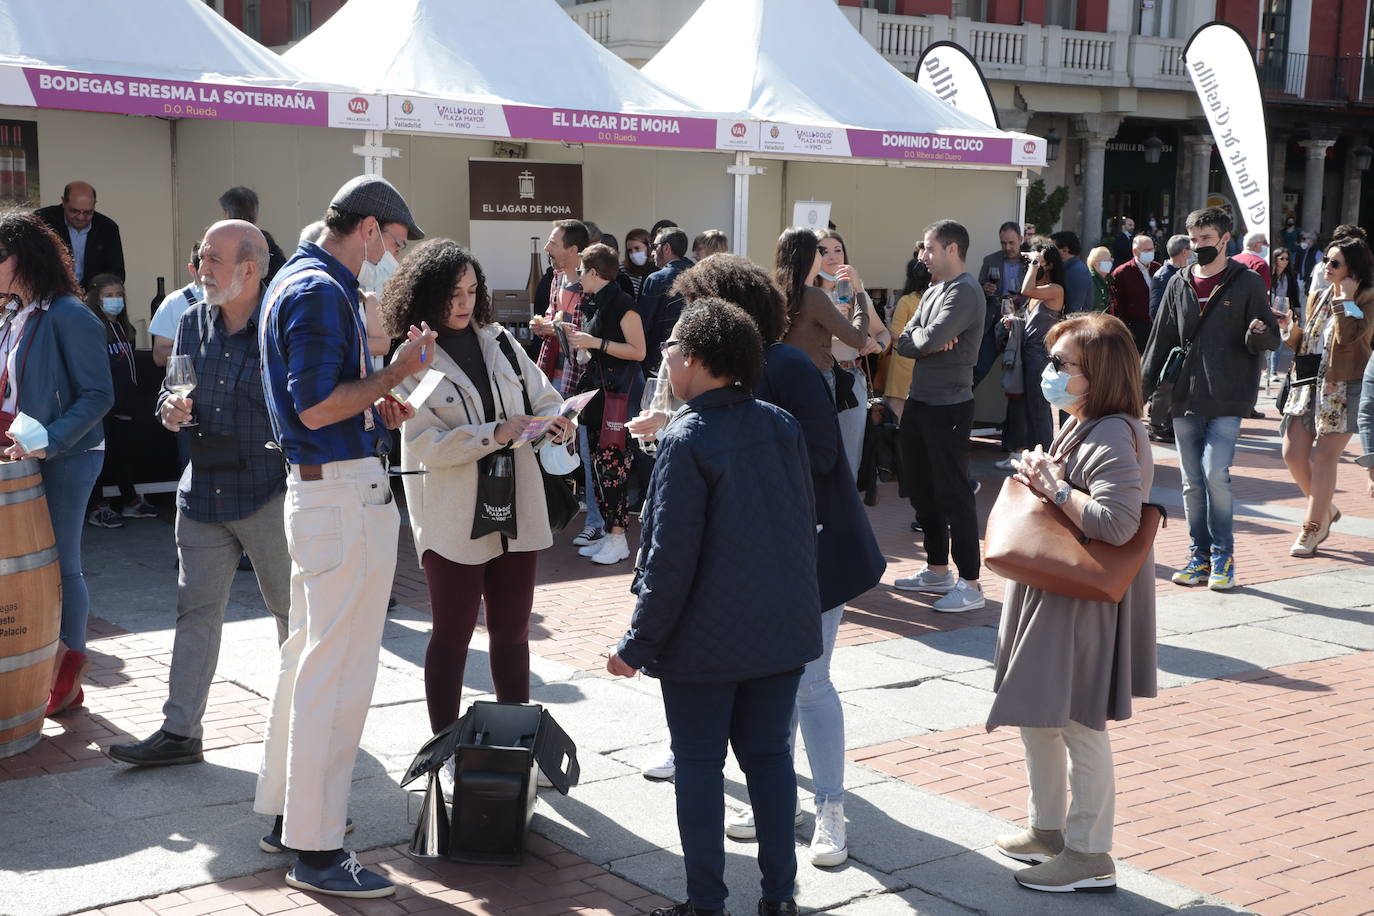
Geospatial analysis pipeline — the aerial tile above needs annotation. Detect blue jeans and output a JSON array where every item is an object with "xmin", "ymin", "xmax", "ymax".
[
  {"xmin": 793, "ymin": 605, "xmax": 844, "ymax": 805},
  {"xmin": 661, "ymin": 668, "xmax": 803, "ymax": 910},
  {"xmin": 1358, "ymin": 351, "xmax": 1374, "ymax": 458},
  {"xmin": 1171, "ymin": 415, "xmax": 1242, "ymax": 559},
  {"xmin": 578, "ymin": 425, "xmax": 604, "ymax": 531},
  {"xmin": 40, "ymin": 448, "xmax": 105, "ymax": 653}
]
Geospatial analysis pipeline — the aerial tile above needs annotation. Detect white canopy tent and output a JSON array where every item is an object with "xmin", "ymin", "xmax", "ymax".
[{"xmin": 641, "ymin": 0, "xmax": 1046, "ymax": 253}]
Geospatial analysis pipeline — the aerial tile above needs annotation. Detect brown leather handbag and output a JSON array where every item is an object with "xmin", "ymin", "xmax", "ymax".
[{"xmin": 983, "ymin": 417, "xmax": 1165, "ymax": 603}]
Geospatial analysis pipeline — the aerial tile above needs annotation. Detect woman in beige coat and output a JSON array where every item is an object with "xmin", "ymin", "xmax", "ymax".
[
  {"xmin": 986, "ymin": 312, "xmax": 1157, "ymax": 894},
  {"xmin": 380, "ymin": 240, "xmax": 569, "ymax": 735}
]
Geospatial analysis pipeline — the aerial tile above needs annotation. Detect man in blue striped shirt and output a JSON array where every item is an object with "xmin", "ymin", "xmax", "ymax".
[{"xmin": 254, "ymin": 176, "xmax": 433, "ymax": 900}]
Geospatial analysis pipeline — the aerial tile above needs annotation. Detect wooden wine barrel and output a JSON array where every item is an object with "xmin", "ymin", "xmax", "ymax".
[{"xmin": 0, "ymin": 458, "xmax": 61, "ymax": 759}]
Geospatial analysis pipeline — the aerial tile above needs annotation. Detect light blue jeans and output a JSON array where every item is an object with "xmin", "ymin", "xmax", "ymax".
[
  {"xmin": 792, "ymin": 604, "xmax": 845, "ymax": 805},
  {"xmin": 39, "ymin": 448, "xmax": 105, "ymax": 653},
  {"xmin": 1171, "ymin": 415, "xmax": 1242, "ymax": 559},
  {"xmin": 1358, "ymin": 351, "xmax": 1374, "ymax": 459},
  {"xmin": 578, "ymin": 424, "xmax": 604, "ymax": 531}
]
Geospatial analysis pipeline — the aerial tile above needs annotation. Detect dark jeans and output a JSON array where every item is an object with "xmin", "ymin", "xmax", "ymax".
[
  {"xmin": 41, "ymin": 448, "xmax": 105, "ymax": 653},
  {"xmin": 1002, "ymin": 338, "xmax": 1053, "ymax": 452},
  {"xmin": 900, "ymin": 398, "xmax": 981, "ymax": 581},
  {"xmin": 660, "ymin": 669, "xmax": 804, "ymax": 910},
  {"xmin": 420, "ymin": 548, "xmax": 537, "ymax": 733},
  {"xmin": 91, "ymin": 415, "xmax": 138, "ymax": 506}
]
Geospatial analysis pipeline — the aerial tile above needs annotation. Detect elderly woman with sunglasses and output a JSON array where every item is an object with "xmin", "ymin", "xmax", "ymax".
[{"xmin": 1280, "ymin": 238, "xmax": 1373, "ymax": 528}]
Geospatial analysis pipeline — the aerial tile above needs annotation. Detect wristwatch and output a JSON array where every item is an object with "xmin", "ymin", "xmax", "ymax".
[{"xmin": 1053, "ymin": 481, "xmax": 1072, "ymax": 506}]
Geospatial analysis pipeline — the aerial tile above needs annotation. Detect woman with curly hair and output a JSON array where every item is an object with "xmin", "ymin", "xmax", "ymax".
[
  {"xmin": 608, "ymin": 298, "xmax": 821, "ymax": 916},
  {"xmin": 0, "ymin": 209, "xmax": 114, "ymax": 715},
  {"xmin": 379, "ymin": 239, "xmax": 571, "ymax": 734}
]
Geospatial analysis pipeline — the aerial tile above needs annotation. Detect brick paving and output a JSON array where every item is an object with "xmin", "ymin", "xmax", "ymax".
[
  {"xmin": 64, "ymin": 836, "xmax": 671, "ymax": 916},
  {"xmin": 849, "ymin": 651, "xmax": 1374, "ymax": 916}
]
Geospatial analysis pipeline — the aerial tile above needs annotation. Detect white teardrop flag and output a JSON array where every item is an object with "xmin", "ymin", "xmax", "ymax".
[{"xmin": 914, "ymin": 41, "xmax": 1000, "ymax": 129}]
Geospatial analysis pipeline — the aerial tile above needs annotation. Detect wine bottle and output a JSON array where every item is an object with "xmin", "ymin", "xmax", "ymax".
[
  {"xmin": 150, "ymin": 276, "xmax": 166, "ymax": 317},
  {"xmin": 525, "ymin": 237, "xmax": 542, "ymax": 316}
]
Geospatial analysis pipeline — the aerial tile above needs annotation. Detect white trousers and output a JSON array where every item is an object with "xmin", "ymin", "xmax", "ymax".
[
  {"xmin": 253, "ymin": 457, "xmax": 399, "ymax": 851},
  {"xmin": 1020, "ymin": 721, "xmax": 1115, "ymax": 854}
]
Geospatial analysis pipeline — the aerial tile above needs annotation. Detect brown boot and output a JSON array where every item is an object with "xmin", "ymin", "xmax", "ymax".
[
  {"xmin": 994, "ymin": 826, "xmax": 1064, "ymax": 864},
  {"xmin": 1013, "ymin": 848, "xmax": 1116, "ymax": 893}
]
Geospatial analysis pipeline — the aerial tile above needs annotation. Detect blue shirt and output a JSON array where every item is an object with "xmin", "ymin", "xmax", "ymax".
[
  {"xmin": 162, "ymin": 301, "xmax": 284, "ymax": 523},
  {"xmin": 69, "ymin": 223, "xmax": 91, "ymax": 283},
  {"xmin": 1062, "ymin": 256, "xmax": 1092, "ymax": 313},
  {"xmin": 259, "ymin": 241, "xmax": 390, "ymax": 465}
]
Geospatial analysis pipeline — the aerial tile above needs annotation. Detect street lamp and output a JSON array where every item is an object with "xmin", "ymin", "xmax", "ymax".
[
  {"xmin": 1045, "ymin": 127, "xmax": 1061, "ymax": 163},
  {"xmin": 1144, "ymin": 134, "xmax": 1164, "ymax": 165},
  {"xmin": 1355, "ymin": 144, "xmax": 1374, "ymax": 171}
]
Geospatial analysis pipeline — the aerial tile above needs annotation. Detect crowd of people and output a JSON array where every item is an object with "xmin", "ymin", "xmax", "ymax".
[{"xmin": 4, "ymin": 169, "xmax": 1372, "ymax": 913}]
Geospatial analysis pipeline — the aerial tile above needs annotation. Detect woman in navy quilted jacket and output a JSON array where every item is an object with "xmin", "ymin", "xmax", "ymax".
[{"xmin": 608, "ymin": 299, "xmax": 821, "ymax": 916}]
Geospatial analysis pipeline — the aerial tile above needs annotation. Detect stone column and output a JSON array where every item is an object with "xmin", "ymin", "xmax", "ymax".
[
  {"xmin": 1184, "ymin": 134, "xmax": 1215, "ymax": 211},
  {"xmin": 1299, "ymin": 138, "xmax": 1337, "ymax": 236},
  {"xmin": 1073, "ymin": 113, "xmax": 1122, "ymax": 247},
  {"xmin": 1341, "ymin": 135, "xmax": 1369, "ymax": 229},
  {"xmin": 1269, "ymin": 132, "xmax": 1288, "ymax": 237}
]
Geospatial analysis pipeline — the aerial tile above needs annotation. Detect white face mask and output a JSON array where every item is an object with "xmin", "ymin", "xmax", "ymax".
[
  {"xmin": 1096, "ymin": 260, "xmax": 1113, "ymax": 275},
  {"xmin": 1137, "ymin": 251, "xmax": 1155, "ymax": 266},
  {"xmin": 629, "ymin": 250, "xmax": 648, "ymax": 267},
  {"xmin": 358, "ymin": 232, "xmax": 400, "ymax": 294},
  {"xmin": 1300, "ymin": 241, "xmax": 1311, "ymax": 251}
]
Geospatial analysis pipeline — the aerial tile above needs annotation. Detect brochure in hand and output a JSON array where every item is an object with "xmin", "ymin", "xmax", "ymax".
[{"xmin": 514, "ymin": 389, "xmax": 599, "ymax": 446}]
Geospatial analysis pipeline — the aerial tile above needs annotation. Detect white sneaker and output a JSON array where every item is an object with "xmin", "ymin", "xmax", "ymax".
[
  {"xmin": 725, "ymin": 799, "xmax": 804, "ymax": 840},
  {"xmin": 893, "ymin": 566, "xmax": 957, "ymax": 594},
  {"xmin": 933, "ymin": 579, "xmax": 985, "ymax": 613},
  {"xmin": 810, "ymin": 801, "xmax": 848, "ymax": 867},
  {"xmin": 572, "ymin": 525, "xmax": 603, "ymax": 547},
  {"xmin": 578, "ymin": 540, "xmax": 605, "ymax": 557},
  {"xmin": 641, "ymin": 740, "xmax": 675, "ymax": 780},
  {"xmin": 590, "ymin": 532, "xmax": 630, "ymax": 565}
]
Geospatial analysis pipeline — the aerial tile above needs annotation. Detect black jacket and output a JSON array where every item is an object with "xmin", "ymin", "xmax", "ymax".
[
  {"xmin": 617, "ymin": 385, "xmax": 821, "ymax": 682},
  {"xmin": 1142, "ymin": 259, "xmax": 1280, "ymax": 418},
  {"xmin": 639, "ymin": 258, "xmax": 693, "ymax": 374},
  {"xmin": 756, "ymin": 343, "xmax": 885, "ymax": 609},
  {"xmin": 36, "ymin": 205, "xmax": 125, "ymax": 285}
]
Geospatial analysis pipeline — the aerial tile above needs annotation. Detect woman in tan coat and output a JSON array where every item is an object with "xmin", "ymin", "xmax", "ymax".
[
  {"xmin": 986, "ymin": 312, "xmax": 1156, "ymax": 894},
  {"xmin": 380, "ymin": 240, "xmax": 570, "ymax": 735},
  {"xmin": 1279, "ymin": 236, "xmax": 1374, "ymax": 557}
]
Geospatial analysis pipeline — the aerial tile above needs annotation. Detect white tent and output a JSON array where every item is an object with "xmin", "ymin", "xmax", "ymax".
[{"xmin": 642, "ymin": 0, "xmax": 1046, "ymax": 249}]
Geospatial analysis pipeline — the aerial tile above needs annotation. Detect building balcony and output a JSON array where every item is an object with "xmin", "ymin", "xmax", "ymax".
[{"xmin": 1256, "ymin": 49, "xmax": 1374, "ymax": 105}]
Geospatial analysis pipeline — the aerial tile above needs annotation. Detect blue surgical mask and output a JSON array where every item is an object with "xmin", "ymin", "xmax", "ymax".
[
  {"xmin": 1138, "ymin": 251, "xmax": 1155, "ymax": 265},
  {"xmin": 101, "ymin": 296, "xmax": 125, "ymax": 317},
  {"xmin": 1040, "ymin": 362, "xmax": 1083, "ymax": 410},
  {"xmin": 818, "ymin": 270, "xmax": 839, "ymax": 283}
]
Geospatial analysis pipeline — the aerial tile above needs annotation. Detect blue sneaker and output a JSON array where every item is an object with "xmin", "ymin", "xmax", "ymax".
[
  {"xmin": 1208, "ymin": 554, "xmax": 1235, "ymax": 591},
  {"xmin": 286, "ymin": 851, "xmax": 394, "ymax": 898},
  {"xmin": 1171, "ymin": 556, "xmax": 1210, "ymax": 587}
]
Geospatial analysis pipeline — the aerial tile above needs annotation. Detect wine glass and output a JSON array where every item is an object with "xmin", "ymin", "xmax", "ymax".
[
  {"xmin": 165, "ymin": 355, "xmax": 199, "ymax": 428},
  {"xmin": 987, "ymin": 267, "xmax": 1001, "ymax": 293}
]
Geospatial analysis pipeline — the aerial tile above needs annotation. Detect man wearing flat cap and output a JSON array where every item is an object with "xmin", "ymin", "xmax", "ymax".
[{"xmin": 253, "ymin": 175, "xmax": 434, "ymax": 899}]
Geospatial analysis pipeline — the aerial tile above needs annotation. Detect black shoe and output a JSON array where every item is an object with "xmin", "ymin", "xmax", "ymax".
[
  {"xmin": 1249, "ymin": 409, "xmax": 1265, "ymax": 419},
  {"xmin": 758, "ymin": 902, "xmax": 798, "ymax": 916},
  {"xmin": 108, "ymin": 730, "xmax": 204, "ymax": 767},
  {"xmin": 649, "ymin": 904, "xmax": 725, "ymax": 916},
  {"xmin": 910, "ymin": 518, "xmax": 923, "ymax": 532},
  {"xmin": 261, "ymin": 817, "xmax": 355, "ymax": 853}
]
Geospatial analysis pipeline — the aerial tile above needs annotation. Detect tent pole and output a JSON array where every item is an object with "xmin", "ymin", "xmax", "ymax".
[
  {"xmin": 354, "ymin": 130, "xmax": 400, "ymax": 177},
  {"xmin": 731, "ymin": 151, "xmax": 750, "ymax": 258},
  {"xmin": 1016, "ymin": 168, "xmax": 1030, "ymax": 232}
]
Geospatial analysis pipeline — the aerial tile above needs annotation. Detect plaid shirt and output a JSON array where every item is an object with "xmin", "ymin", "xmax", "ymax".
[
  {"xmin": 160, "ymin": 301, "xmax": 284, "ymax": 523},
  {"xmin": 259, "ymin": 242, "xmax": 390, "ymax": 465},
  {"xmin": 535, "ymin": 268, "xmax": 588, "ymax": 396}
]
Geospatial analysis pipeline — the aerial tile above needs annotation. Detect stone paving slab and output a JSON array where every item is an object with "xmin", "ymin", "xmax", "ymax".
[
  {"xmin": 841, "ymin": 680, "xmax": 995, "ymax": 734},
  {"xmin": 1157, "ymin": 624, "xmax": 1355, "ymax": 688}
]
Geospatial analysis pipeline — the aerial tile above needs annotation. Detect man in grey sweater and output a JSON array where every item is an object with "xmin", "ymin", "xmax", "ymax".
[{"xmin": 893, "ymin": 219, "xmax": 988, "ymax": 612}]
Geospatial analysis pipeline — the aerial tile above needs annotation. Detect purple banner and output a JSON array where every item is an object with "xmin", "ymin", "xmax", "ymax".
[
  {"xmin": 24, "ymin": 68, "xmax": 328, "ymax": 127},
  {"xmin": 502, "ymin": 105, "xmax": 718, "ymax": 150},
  {"xmin": 847, "ymin": 129, "xmax": 1029, "ymax": 166}
]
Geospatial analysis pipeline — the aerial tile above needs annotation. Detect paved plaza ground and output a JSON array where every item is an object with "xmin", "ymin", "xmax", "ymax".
[{"xmin": 3, "ymin": 391, "xmax": 1373, "ymax": 916}]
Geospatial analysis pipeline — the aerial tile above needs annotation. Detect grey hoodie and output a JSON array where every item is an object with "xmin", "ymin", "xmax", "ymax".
[{"xmin": 896, "ymin": 271, "xmax": 985, "ymax": 406}]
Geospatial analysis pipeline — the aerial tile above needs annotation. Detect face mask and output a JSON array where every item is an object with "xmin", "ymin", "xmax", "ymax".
[
  {"xmin": 1148, "ymin": 220, "xmax": 1157, "ymax": 229},
  {"xmin": 1186, "ymin": 252, "xmax": 1197, "ymax": 266},
  {"xmin": 818, "ymin": 270, "xmax": 839, "ymax": 282},
  {"xmin": 1300, "ymin": 241, "xmax": 1311, "ymax": 251},
  {"xmin": 1259, "ymin": 246, "xmax": 1270, "ymax": 261},
  {"xmin": 1193, "ymin": 245, "xmax": 1220, "ymax": 267},
  {"xmin": 629, "ymin": 250, "xmax": 648, "ymax": 267},
  {"xmin": 358, "ymin": 244, "xmax": 400, "ymax": 294},
  {"xmin": 101, "ymin": 296, "xmax": 125, "ymax": 317},
  {"xmin": 1137, "ymin": 251, "xmax": 1155, "ymax": 265},
  {"xmin": 1040, "ymin": 362, "xmax": 1083, "ymax": 411},
  {"xmin": 1096, "ymin": 260, "xmax": 1112, "ymax": 275}
]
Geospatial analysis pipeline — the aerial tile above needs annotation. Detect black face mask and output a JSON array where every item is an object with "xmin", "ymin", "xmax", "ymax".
[{"xmin": 1193, "ymin": 245, "xmax": 1220, "ymax": 267}]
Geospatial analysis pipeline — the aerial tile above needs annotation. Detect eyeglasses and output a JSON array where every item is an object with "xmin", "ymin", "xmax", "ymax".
[
  {"xmin": 1048, "ymin": 354, "xmax": 1081, "ymax": 374},
  {"xmin": 384, "ymin": 229, "xmax": 407, "ymax": 254},
  {"xmin": 1324, "ymin": 257, "xmax": 1345, "ymax": 269},
  {"xmin": 659, "ymin": 338, "xmax": 679, "ymax": 353}
]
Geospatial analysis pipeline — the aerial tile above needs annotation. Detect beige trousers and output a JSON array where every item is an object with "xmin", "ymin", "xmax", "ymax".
[
  {"xmin": 1019, "ymin": 721, "xmax": 1115, "ymax": 854},
  {"xmin": 253, "ymin": 457, "xmax": 399, "ymax": 851}
]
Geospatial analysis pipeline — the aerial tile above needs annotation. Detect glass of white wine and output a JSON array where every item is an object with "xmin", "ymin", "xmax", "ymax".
[{"xmin": 165, "ymin": 355, "xmax": 198, "ymax": 428}]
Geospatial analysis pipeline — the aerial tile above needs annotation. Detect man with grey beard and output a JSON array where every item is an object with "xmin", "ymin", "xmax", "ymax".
[{"xmin": 108, "ymin": 220, "xmax": 291, "ymax": 767}]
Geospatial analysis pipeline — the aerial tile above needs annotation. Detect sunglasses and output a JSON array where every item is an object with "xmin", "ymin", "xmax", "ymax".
[
  {"xmin": 659, "ymin": 338, "xmax": 679, "ymax": 353},
  {"xmin": 0, "ymin": 246, "xmax": 9, "ymax": 262},
  {"xmin": 1324, "ymin": 257, "xmax": 1344, "ymax": 269},
  {"xmin": 1048, "ymin": 354, "xmax": 1081, "ymax": 374}
]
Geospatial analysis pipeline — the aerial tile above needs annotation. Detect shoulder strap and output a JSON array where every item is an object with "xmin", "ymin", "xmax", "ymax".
[
  {"xmin": 1180, "ymin": 269, "xmax": 1229, "ymax": 349},
  {"xmin": 495, "ymin": 329, "xmax": 536, "ymax": 416}
]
